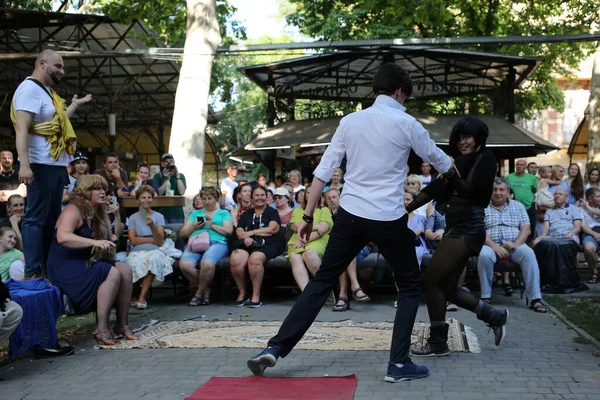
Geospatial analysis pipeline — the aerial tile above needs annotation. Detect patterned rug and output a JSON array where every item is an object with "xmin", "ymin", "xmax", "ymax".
[{"xmin": 103, "ymin": 318, "xmax": 480, "ymax": 353}]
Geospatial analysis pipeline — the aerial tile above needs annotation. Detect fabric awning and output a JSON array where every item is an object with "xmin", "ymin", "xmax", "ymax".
[
  {"xmin": 241, "ymin": 114, "xmax": 558, "ymax": 159},
  {"xmin": 568, "ymin": 105, "xmax": 589, "ymax": 159}
]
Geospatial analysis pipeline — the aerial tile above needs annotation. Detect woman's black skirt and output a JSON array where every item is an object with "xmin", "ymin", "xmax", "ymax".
[{"xmin": 444, "ymin": 205, "xmax": 486, "ymax": 255}]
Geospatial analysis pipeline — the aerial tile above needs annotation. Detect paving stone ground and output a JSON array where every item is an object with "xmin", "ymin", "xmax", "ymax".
[{"xmin": 1, "ymin": 286, "xmax": 599, "ymax": 400}]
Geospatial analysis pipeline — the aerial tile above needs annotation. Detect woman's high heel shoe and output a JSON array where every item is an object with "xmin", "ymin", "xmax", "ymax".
[
  {"xmin": 114, "ymin": 324, "xmax": 137, "ymax": 340},
  {"xmin": 92, "ymin": 330, "xmax": 116, "ymax": 345}
]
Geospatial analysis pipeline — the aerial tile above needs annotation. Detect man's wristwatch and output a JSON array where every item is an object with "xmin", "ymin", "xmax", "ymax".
[{"xmin": 302, "ymin": 214, "xmax": 314, "ymax": 223}]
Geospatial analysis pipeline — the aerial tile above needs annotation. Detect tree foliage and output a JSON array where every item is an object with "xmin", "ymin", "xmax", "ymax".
[{"xmin": 286, "ymin": 0, "xmax": 599, "ymax": 117}]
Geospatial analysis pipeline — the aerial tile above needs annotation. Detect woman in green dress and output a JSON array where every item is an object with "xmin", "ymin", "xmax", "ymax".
[{"xmin": 287, "ymin": 184, "xmax": 334, "ymax": 291}]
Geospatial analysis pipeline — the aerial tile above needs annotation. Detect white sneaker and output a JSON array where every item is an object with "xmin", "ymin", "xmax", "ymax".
[{"xmin": 136, "ymin": 301, "xmax": 148, "ymax": 310}]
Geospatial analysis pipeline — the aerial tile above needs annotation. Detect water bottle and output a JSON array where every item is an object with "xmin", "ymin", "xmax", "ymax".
[{"xmin": 165, "ymin": 178, "xmax": 172, "ymax": 196}]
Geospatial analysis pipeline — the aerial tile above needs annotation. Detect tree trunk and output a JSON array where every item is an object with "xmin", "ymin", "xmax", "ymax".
[
  {"xmin": 169, "ymin": 0, "xmax": 222, "ymax": 209},
  {"xmin": 589, "ymin": 47, "xmax": 600, "ymax": 168}
]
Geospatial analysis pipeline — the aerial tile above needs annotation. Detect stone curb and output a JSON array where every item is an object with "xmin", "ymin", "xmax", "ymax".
[{"xmin": 544, "ymin": 300, "xmax": 600, "ymax": 350}]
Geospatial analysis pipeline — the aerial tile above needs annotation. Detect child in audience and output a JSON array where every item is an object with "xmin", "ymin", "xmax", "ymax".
[{"xmin": 0, "ymin": 227, "xmax": 25, "ymax": 281}]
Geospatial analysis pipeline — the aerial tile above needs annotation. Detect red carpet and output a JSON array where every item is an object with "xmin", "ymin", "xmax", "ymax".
[{"xmin": 185, "ymin": 375, "xmax": 357, "ymax": 400}]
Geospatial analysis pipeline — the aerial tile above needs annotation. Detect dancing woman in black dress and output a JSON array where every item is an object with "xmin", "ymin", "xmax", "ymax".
[{"xmin": 406, "ymin": 116, "xmax": 509, "ymax": 356}]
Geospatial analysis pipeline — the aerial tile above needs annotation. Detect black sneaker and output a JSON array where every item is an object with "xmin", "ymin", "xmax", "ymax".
[
  {"xmin": 247, "ymin": 346, "xmax": 280, "ymax": 376},
  {"xmin": 488, "ymin": 309, "xmax": 509, "ymax": 346},
  {"xmin": 384, "ymin": 361, "xmax": 429, "ymax": 383}
]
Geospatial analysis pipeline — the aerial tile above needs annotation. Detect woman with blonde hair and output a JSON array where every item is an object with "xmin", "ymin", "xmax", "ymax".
[
  {"xmin": 324, "ymin": 168, "xmax": 344, "ymax": 192},
  {"xmin": 288, "ymin": 170, "xmax": 305, "ymax": 193},
  {"xmin": 47, "ymin": 175, "xmax": 135, "ymax": 345},
  {"xmin": 405, "ymin": 174, "xmax": 434, "ymax": 218}
]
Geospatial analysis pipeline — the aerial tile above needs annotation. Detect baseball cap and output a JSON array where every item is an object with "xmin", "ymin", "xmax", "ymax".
[
  {"xmin": 161, "ymin": 153, "xmax": 174, "ymax": 161},
  {"xmin": 71, "ymin": 151, "xmax": 88, "ymax": 163},
  {"xmin": 273, "ymin": 187, "xmax": 290, "ymax": 198}
]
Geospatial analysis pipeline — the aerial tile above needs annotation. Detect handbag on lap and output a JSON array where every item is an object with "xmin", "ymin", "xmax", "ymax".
[{"xmin": 188, "ymin": 231, "xmax": 210, "ymax": 253}]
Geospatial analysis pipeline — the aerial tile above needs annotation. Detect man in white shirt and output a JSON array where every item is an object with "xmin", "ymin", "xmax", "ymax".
[
  {"xmin": 220, "ymin": 164, "xmax": 238, "ymax": 209},
  {"xmin": 12, "ymin": 49, "xmax": 91, "ymax": 278},
  {"xmin": 248, "ymin": 63, "xmax": 453, "ymax": 383}
]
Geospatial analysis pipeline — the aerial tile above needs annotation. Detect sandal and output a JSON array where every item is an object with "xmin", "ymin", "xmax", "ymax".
[
  {"xmin": 588, "ymin": 274, "xmax": 598, "ymax": 284},
  {"xmin": 529, "ymin": 300, "xmax": 548, "ymax": 313},
  {"xmin": 92, "ymin": 330, "xmax": 116, "ymax": 346},
  {"xmin": 502, "ymin": 283, "xmax": 514, "ymax": 297},
  {"xmin": 200, "ymin": 296, "xmax": 211, "ymax": 306},
  {"xmin": 332, "ymin": 297, "xmax": 349, "ymax": 312},
  {"xmin": 114, "ymin": 324, "xmax": 137, "ymax": 340},
  {"xmin": 189, "ymin": 295, "xmax": 201, "ymax": 306},
  {"xmin": 352, "ymin": 287, "xmax": 371, "ymax": 303}
]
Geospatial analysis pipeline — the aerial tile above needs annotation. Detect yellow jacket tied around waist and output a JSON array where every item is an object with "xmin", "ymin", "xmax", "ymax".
[{"xmin": 11, "ymin": 88, "xmax": 77, "ymax": 161}]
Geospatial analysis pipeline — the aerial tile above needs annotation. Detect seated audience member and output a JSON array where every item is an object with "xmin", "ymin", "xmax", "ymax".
[
  {"xmin": 94, "ymin": 152, "xmax": 130, "ymax": 198},
  {"xmin": 584, "ymin": 167, "xmax": 599, "ymax": 192},
  {"xmin": 424, "ymin": 206, "xmax": 446, "ymax": 252},
  {"xmin": 192, "ymin": 193, "xmax": 204, "ymax": 211},
  {"xmin": 533, "ymin": 188, "xmax": 583, "ymax": 292},
  {"xmin": 289, "ymin": 169, "xmax": 305, "ymax": 193},
  {"xmin": 404, "ymin": 190, "xmax": 429, "ymax": 265},
  {"xmin": 266, "ymin": 187, "xmax": 274, "ymax": 208},
  {"xmin": 230, "ymin": 183, "xmax": 252, "ymax": 226},
  {"xmin": 419, "ymin": 162, "xmax": 436, "ymax": 187},
  {"xmin": 325, "ymin": 188, "xmax": 370, "ymax": 312},
  {"xmin": 324, "ymin": 168, "xmax": 344, "ymax": 192},
  {"xmin": 547, "ymin": 165, "xmax": 570, "ymax": 196},
  {"xmin": 273, "ymin": 187, "xmax": 293, "ymax": 226},
  {"xmin": 0, "ymin": 150, "xmax": 26, "ymax": 219},
  {"xmin": 47, "ymin": 175, "xmax": 136, "ymax": 345},
  {"xmin": 287, "ymin": 185, "xmax": 333, "ymax": 292},
  {"xmin": 566, "ymin": 163, "xmax": 584, "ymax": 206},
  {"xmin": 405, "ymin": 174, "xmax": 434, "ymax": 218},
  {"xmin": 179, "ymin": 186, "xmax": 233, "ymax": 306},
  {"xmin": 126, "ymin": 186, "xmax": 175, "ymax": 310},
  {"xmin": 580, "ymin": 187, "xmax": 600, "ymax": 284},
  {"xmin": 282, "ymin": 182, "xmax": 299, "ymax": 208},
  {"xmin": 534, "ymin": 188, "xmax": 582, "ymax": 245},
  {"xmin": 274, "ymin": 175, "xmax": 285, "ymax": 188},
  {"xmin": 126, "ymin": 163, "xmax": 159, "ymax": 197},
  {"xmin": 63, "ymin": 151, "xmax": 89, "ymax": 206},
  {"xmin": 0, "ymin": 194, "xmax": 25, "ymax": 249},
  {"xmin": 220, "ymin": 163, "xmax": 239, "ymax": 209},
  {"xmin": 230, "ymin": 186, "xmax": 282, "ymax": 308},
  {"xmin": 257, "ymin": 173, "xmax": 268, "ymax": 188},
  {"xmin": 0, "ymin": 279, "xmax": 23, "ymax": 344},
  {"xmin": 527, "ymin": 162, "xmax": 538, "ymax": 176},
  {"xmin": 477, "ymin": 178, "xmax": 545, "ymax": 312},
  {"xmin": 0, "ymin": 227, "xmax": 25, "ymax": 281},
  {"xmin": 295, "ymin": 189, "xmax": 305, "ymax": 209},
  {"xmin": 153, "ymin": 153, "xmax": 187, "ymax": 223}
]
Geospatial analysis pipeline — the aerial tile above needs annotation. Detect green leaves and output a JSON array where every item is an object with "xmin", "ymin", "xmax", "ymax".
[{"xmin": 286, "ymin": 0, "xmax": 598, "ymax": 116}]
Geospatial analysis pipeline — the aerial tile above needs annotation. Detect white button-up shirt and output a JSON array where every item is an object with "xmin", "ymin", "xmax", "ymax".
[{"xmin": 313, "ymin": 95, "xmax": 451, "ymax": 221}]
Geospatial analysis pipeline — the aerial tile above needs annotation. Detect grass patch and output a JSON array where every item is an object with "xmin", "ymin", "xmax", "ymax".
[{"xmin": 545, "ymin": 296, "xmax": 600, "ymax": 342}]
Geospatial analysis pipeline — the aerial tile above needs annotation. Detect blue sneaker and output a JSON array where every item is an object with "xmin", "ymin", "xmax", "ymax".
[
  {"xmin": 384, "ymin": 361, "xmax": 429, "ymax": 383},
  {"xmin": 247, "ymin": 346, "xmax": 280, "ymax": 376}
]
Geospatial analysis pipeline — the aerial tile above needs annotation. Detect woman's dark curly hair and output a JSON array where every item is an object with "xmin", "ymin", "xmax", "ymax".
[{"xmin": 448, "ymin": 116, "xmax": 489, "ymax": 158}]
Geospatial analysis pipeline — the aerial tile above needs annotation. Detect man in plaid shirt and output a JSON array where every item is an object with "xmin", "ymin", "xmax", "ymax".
[{"xmin": 477, "ymin": 178, "xmax": 546, "ymax": 312}]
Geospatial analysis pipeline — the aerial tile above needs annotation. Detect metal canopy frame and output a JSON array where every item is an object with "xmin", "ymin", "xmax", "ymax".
[
  {"xmin": 238, "ymin": 47, "xmax": 542, "ymax": 102},
  {"xmin": 0, "ymin": 8, "xmax": 218, "ymax": 156}
]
